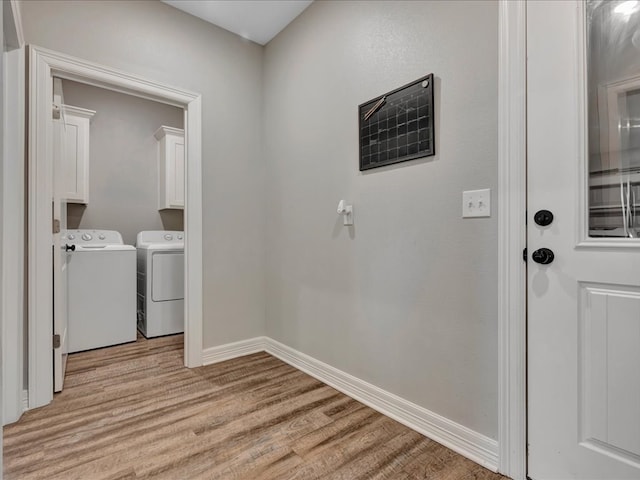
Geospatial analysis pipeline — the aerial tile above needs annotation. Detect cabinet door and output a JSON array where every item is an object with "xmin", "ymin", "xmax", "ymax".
[
  {"xmin": 155, "ymin": 126, "xmax": 185, "ymax": 210},
  {"xmin": 62, "ymin": 106, "xmax": 95, "ymax": 204},
  {"xmin": 166, "ymin": 135, "xmax": 185, "ymax": 209}
]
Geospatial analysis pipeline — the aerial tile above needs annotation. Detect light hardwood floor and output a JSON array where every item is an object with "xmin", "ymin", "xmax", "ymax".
[{"xmin": 4, "ymin": 334, "xmax": 508, "ymax": 479}]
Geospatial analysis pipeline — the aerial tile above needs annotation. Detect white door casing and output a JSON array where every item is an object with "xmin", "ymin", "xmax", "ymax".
[
  {"xmin": 28, "ymin": 46, "xmax": 204, "ymax": 409},
  {"xmin": 528, "ymin": 1, "xmax": 640, "ymax": 478},
  {"xmin": 2, "ymin": 46, "xmax": 24, "ymax": 427},
  {"xmin": 496, "ymin": 0, "xmax": 527, "ymax": 478},
  {"xmin": 2, "ymin": 0, "xmax": 25, "ymax": 430},
  {"xmin": 52, "ymin": 77, "xmax": 69, "ymax": 393},
  {"xmin": 0, "ymin": 5, "xmax": 4, "ymax": 473}
]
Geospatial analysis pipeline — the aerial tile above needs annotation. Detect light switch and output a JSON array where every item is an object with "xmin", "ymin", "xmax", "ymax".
[{"xmin": 462, "ymin": 189, "xmax": 491, "ymax": 218}]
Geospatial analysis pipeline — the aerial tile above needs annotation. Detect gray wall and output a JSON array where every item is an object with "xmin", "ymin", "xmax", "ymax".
[
  {"xmin": 21, "ymin": 0, "xmax": 266, "ymax": 346},
  {"xmin": 21, "ymin": 0, "xmax": 500, "ymax": 442},
  {"xmin": 62, "ymin": 79, "xmax": 184, "ymax": 246},
  {"xmin": 263, "ymin": 0, "xmax": 499, "ymax": 439}
]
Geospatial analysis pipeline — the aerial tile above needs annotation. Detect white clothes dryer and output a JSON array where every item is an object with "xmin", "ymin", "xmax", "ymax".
[
  {"xmin": 136, "ymin": 231, "xmax": 184, "ymax": 338},
  {"xmin": 66, "ymin": 229, "xmax": 137, "ymax": 353}
]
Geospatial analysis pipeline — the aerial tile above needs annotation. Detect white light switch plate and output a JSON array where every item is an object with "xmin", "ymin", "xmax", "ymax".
[{"xmin": 462, "ymin": 189, "xmax": 491, "ymax": 218}]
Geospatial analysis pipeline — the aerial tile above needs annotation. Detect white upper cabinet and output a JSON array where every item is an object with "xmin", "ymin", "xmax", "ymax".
[
  {"xmin": 61, "ymin": 105, "xmax": 95, "ymax": 204},
  {"xmin": 155, "ymin": 126, "xmax": 185, "ymax": 210}
]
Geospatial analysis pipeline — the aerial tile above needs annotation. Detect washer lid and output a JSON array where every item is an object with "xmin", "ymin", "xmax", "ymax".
[{"xmin": 73, "ymin": 244, "xmax": 136, "ymax": 252}]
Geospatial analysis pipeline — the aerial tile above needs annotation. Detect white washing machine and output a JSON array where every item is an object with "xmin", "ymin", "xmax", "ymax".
[
  {"xmin": 66, "ymin": 229, "xmax": 137, "ymax": 353},
  {"xmin": 136, "ymin": 231, "xmax": 184, "ymax": 338}
]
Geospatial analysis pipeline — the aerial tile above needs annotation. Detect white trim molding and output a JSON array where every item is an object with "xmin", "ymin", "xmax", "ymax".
[
  {"xmin": 497, "ymin": 1, "xmax": 527, "ymax": 479},
  {"xmin": 203, "ymin": 337, "xmax": 499, "ymax": 472},
  {"xmin": 2, "ymin": 45, "xmax": 25, "ymax": 426},
  {"xmin": 183, "ymin": 95, "xmax": 203, "ymax": 369},
  {"xmin": 27, "ymin": 45, "xmax": 203, "ymax": 409},
  {"xmin": 3, "ymin": 0, "xmax": 25, "ymax": 49},
  {"xmin": 202, "ymin": 337, "xmax": 267, "ymax": 365},
  {"xmin": 2, "ymin": 0, "xmax": 26, "ymax": 429}
]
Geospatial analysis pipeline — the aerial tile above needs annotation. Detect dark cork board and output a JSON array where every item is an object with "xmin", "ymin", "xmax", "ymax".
[{"xmin": 359, "ymin": 74, "xmax": 435, "ymax": 171}]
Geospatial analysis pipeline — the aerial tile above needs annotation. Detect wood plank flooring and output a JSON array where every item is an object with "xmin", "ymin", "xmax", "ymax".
[{"xmin": 4, "ymin": 335, "xmax": 508, "ymax": 479}]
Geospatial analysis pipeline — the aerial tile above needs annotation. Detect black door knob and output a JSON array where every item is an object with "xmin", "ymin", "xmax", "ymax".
[
  {"xmin": 531, "ymin": 247, "xmax": 554, "ymax": 265},
  {"xmin": 534, "ymin": 209, "xmax": 554, "ymax": 226},
  {"xmin": 64, "ymin": 244, "xmax": 76, "ymax": 252}
]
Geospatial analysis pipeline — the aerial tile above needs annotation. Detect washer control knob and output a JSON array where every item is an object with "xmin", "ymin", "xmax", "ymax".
[
  {"xmin": 67, "ymin": 234, "xmax": 75, "ymax": 241},
  {"xmin": 98, "ymin": 234, "xmax": 106, "ymax": 240},
  {"xmin": 177, "ymin": 234, "xmax": 183, "ymax": 240},
  {"xmin": 82, "ymin": 233, "xmax": 92, "ymax": 241},
  {"xmin": 164, "ymin": 234, "xmax": 173, "ymax": 241}
]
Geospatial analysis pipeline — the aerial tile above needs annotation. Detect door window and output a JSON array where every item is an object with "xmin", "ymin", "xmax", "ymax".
[{"xmin": 587, "ymin": 0, "xmax": 640, "ymax": 238}]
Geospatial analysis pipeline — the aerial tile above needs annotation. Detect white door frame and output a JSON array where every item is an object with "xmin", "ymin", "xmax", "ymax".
[
  {"xmin": 2, "ymin": 0, "xmax": 25, "ymax": 429},
  {"xmin": 27, "ymin": 45, "xmax": 203, "ymax": 409},
  {"xmin": 497, "ymin": 1, "xmax": 527, "ymax": 479}
]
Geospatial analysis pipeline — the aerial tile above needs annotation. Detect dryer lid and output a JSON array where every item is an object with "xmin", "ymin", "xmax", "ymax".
[{"xmin": 136, "ymin": 230, "xmax": 184, "ymax": 248}]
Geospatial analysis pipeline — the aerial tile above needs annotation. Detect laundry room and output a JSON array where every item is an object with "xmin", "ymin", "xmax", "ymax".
[{"xmin": 57, "ymin": 78, "xmax": 187, "ymax": 360}]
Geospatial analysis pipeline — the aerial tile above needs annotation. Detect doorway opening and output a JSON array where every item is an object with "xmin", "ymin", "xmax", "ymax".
[
  {"xmin": 27, "ymin": 46, "xmax": 203, "ymax": 410},
  {"xmin": 52, "ymin": 77, "xmax": 187, "ymax": 392}
]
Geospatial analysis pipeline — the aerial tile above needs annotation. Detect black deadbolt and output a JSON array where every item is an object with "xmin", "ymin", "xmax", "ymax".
[
  {"xmin": 531, "ymin": 248, "xmax": 554, "ymax": 265},
  {"xmin": 534, "ymin": 209, "xmax": 554, "ymax": 227}
]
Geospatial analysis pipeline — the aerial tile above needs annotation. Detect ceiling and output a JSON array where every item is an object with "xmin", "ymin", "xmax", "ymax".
[{"xmin": 161, "ymin": 0, "xmax": 314, "ymax": 45}]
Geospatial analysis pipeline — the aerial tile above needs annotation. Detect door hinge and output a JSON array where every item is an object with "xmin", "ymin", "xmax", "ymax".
[
  {"xmin": 53, "ymin": 218, "xmax": 60, "ymax": 234},
  {"xmin": 53, "ymin": 334, "xmax": 61, "ymax": 349},
  {"xmin": 52, "ymin": 103, "xmax": 61, "ymax": 120},
  {"xmin": 522, "ymin": 247, "xmax": 527, "ymax": 262}
]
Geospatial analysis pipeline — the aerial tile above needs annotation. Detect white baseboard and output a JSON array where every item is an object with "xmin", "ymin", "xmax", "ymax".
[
  {"xmin": 22, "ymin": 389, "xmax": 29, "ymax": 412},
  {"xmin": 202, "ymin": 336, "xmax": 499, "ymax": 472},
  {"xmin": 202, "ymin": 336, "xmax": 267, "ymax": 365}
]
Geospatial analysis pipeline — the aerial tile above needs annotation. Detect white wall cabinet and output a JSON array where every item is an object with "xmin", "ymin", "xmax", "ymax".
[
  {"xmin": 155, "ymin": 126, "xmax": 185, "ymax": 210},
  {"xmin": 61, "ymin": 105, "xmax": 95, "ymax": 204}
]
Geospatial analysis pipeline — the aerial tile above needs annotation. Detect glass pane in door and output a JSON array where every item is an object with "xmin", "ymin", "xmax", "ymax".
[{"xmin": 587, "ymin": 0, "xmax": 640, "ymax": 238}]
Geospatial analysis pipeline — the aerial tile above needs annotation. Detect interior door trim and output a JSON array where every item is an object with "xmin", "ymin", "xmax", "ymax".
[
  {"xmin": 497, "ymin": 1, "xmax": 527, "ymax": 478},
  {"xmin": 2, "ymin": 0, "xmax": 27, "ymax": 430}
]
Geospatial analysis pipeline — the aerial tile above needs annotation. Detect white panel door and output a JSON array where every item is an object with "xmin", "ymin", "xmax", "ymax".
[
  {"xmin": 52, "ymin": 78, "xmax": 69, "ymax": 393},
  {"xmin": 528, "ymin": 1, "xmax": 640, "ymax": 479}
]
